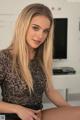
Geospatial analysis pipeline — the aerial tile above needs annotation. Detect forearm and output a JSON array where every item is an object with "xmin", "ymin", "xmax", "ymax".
[
  {"xmin": 46, "ymin": 89, "xmax": 70, "ymax": 107},
  {"xmin": 0, "ymin": 101, "xmax": 19, "ymax": 114},
  {"xmin": 0, "ymin": 101, "xmax": 40, "ymax": 120}
]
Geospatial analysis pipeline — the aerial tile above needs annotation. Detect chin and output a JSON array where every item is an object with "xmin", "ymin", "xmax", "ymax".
[{"xmin": 31, "ymin": 45, "xmax": 40, "ymax": 49}]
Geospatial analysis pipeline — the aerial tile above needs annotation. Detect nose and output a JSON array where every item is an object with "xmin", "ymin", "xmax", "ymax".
[{"xmin": 37, "ymin": 30, "xmax": 44, "ymax": 40}]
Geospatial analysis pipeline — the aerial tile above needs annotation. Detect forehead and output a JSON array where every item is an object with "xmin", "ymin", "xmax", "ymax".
[{"xmin": 30, "ymin": 15, "xmax": 51, "ymax": 29}]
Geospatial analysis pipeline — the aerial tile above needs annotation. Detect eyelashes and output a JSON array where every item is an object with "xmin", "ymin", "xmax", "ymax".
[
  {"xmin": 32, "ymin": 26, "xmax": 39, "ymax": 31},
  {"xmin": 32, "ymin": 25, "xmax": 49, "ymax": 34}
]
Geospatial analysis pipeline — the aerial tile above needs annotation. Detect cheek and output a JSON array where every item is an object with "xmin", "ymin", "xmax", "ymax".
[
  {"xmin": 27, "ymin": 30, "xmax": 33, "ymax": 37},
  {"xmin": 26, "ymin": 32, "xmax": 31, "ymax": 43},
  {"xmin": 42, "ymin": 34, "xmax": 48, "ymax": 41},
  {"xmin": 41, "ymin": 37, "xmax": 47, "ymax": 45},
  {"xmin": 27, "ymin": 27, "xmax": 34, "ymax": 38}
]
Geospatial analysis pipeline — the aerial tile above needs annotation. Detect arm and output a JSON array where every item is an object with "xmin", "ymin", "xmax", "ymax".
[
  {"xmin": 0, "ymin": 101, "xmax": 40, "ymax": 120},
  {"xmin": 0, "ymin": 101, "xmax": 19, "ymax": 113},
  {"xmin": 45, "ymin": 80, "xmax": 70, "ymax": 107}
]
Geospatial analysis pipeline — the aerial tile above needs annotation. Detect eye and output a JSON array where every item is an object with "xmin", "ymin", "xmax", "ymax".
[
  {"xmin": 44, "ymin": 29, "xmax": 49, "ymax": 34},
  {"xmin": 32, "ymin": 26, "xmax": 39, "ymax": 31}
]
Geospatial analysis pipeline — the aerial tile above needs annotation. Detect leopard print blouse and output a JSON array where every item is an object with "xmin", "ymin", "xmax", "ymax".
[{"xmin": 0, "ymin": 49, "xmax": 46, "ymax": 109}]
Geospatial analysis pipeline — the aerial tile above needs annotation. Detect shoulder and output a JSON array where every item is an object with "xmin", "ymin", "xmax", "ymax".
[
  {"xmin": 0, "ymin": 49, "xmax": 6, "ymax": 59},
  {"xmin": 0, "ymin": 48, "xmax": 12, "ymax": 62}
]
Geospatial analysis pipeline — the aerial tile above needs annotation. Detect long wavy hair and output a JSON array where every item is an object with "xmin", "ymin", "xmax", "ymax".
[{"xmin": 8, "ymin": 3, "xmax": 54, "ymax": 93}]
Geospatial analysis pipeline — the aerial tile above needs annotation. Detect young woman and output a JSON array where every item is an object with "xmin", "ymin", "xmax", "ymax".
[{"xmin": 0, "ymin": 3, "xmax": 80, "ymax": 120}]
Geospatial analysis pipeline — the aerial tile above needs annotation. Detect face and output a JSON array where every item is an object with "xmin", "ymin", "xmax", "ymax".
[{"xmin": 26, "ymin": 15, "xmax": 51, "ymax": 49}]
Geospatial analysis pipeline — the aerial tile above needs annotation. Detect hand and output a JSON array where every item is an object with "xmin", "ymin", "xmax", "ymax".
[
  {"xmin": 16, "ymin": 105, "xmax": 41, "ymax": 120},
  {"xmin": 35, "ymin": 110, "xmax": 42, "ymax": 120}
]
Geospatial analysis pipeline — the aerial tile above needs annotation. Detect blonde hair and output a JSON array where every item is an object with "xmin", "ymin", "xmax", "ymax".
[{"xmin": 8, "ymin": 3, "xmax": 54, "ymax": 93}]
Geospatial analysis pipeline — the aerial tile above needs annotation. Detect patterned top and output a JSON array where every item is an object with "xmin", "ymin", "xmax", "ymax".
[{"xmin": 0, "ymin": 49, "xmax": 46, "ymax": 110}]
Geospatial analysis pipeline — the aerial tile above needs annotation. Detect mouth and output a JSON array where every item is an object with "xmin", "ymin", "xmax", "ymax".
[{"xmin": 32, "ymin": 39, "xmax": 41, "ymax": 44}]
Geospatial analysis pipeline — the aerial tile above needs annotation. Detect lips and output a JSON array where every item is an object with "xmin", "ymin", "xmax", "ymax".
[
  {"xmin": 32, "ymin": 39, "xmax": 41, "ymax": 44},
  {"xmin": 33, "ymin": 39, "xmax": 41, "ymax": 42}
]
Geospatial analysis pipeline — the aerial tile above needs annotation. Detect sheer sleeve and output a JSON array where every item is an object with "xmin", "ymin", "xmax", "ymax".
[{"xmin": 0, "ymin": 51, "xmax": 6, "ymax": 85}]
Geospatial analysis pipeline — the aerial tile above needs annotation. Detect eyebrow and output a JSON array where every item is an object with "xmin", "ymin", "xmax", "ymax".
[{"xmin": 32, "ymin": 24, "xmax": 50, "ymax": 31}]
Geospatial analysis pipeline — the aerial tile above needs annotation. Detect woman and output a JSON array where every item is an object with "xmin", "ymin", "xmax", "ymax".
[{"xmin": 0, "ymin": 3, "xmax": 80, "ymax": 120}]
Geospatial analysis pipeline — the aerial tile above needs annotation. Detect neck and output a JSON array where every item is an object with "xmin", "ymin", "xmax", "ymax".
[{"xmin": 29, "ymin": 48, "xmax": 36, "ymax": 60}]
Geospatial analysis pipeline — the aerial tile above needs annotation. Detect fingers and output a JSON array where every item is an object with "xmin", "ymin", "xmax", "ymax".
[
  {"xmin": 31, "ymin": 110, "xmax": 41, "ymax": 120},
  {"xmin": 32, "ymin": 114, "xmax": 40, "ymax": 120},
  {"xmin": 33, "ymin": 109, "xmax": 41, "ymax": 113},
  {"xmin": 29, "ymin": 110, "xmax": 40, "ymax": 120},
  {"xmin": 33, "ymin": 110, "xmax": 41, "ymax": 120}
]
